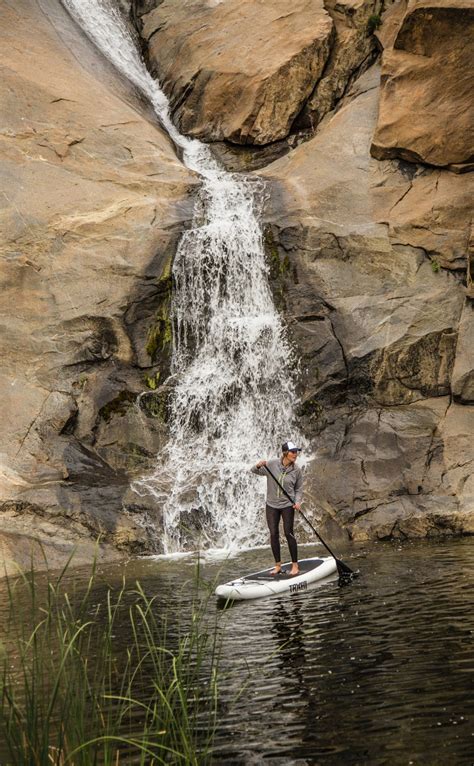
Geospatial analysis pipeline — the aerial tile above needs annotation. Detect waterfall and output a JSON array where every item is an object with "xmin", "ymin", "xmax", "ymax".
[{"xmin": 62, "ymin": 0, "xmax": 302, "ymax": 554}]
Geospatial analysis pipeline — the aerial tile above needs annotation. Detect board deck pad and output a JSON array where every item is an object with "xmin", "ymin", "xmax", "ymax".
[
  {"xmin": 215, "ymin": 556, "xmax": 338, "ymax": 601},
  {"xmin": 245, "ymin": 558, "xmax": 325, "ymax": 581}
]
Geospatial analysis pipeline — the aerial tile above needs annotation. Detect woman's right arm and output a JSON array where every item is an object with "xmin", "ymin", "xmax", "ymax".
[{"xmin": 251, "ymin": 460, "xmax": 268, "ymax": 475}]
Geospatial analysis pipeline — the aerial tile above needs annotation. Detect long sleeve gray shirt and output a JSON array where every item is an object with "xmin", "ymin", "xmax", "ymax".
[{"xmin": 251, "ymin": 458, "xmax": 304, "ymax": 509}]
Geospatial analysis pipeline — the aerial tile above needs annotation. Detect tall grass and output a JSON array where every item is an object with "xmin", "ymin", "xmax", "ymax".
[{"xmin": 0, "ymin": 558, "xmax": 220, "ymax": 765}]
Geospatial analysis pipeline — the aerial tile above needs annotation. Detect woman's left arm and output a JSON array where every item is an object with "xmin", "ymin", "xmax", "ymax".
[{"xmin": 293, "ymin": 468, "xmax": 303, "ymax": 510}]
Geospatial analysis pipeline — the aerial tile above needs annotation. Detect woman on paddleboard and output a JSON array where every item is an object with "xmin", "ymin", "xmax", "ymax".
[{"xmin": 251, "ymin": 441, "xmax": 303, "ymax": 576}]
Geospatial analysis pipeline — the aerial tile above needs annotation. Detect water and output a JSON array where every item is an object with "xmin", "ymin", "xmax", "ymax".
[
  {"xmin": 208, "ymin": 540, "xmax": 474, "ymax": 765},
  {"xmin": 62, "ymin": 0, "xmax": 300, "ymax": 554},
  {"xmin": 1, "ymin": 539, "xmax": 473, "ymax": 764}
]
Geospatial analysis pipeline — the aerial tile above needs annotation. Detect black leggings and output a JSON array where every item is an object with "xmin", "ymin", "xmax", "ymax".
[{"xmin": 266, "ymin": 504, "xmax": 298, "ymax": 563}]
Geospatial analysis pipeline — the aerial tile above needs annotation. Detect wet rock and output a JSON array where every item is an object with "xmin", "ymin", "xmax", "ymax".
[
  {"xmin": 371, "ymin": 0, "xmax": 474, "ymax": 169},
  {"xmin": 0, "ymin": 525, "xmax": 121, "ymax": 578},
  {"xmin": 175, "ymin": 506, "xmax": 213, "ymax": 549},
  {"xmin": 209, "ymin": 138, "xmax": 294, "ymax": 173}
]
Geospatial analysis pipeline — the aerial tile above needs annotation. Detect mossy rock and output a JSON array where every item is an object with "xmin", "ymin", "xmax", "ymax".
[
  {"xmin": 157, "ymin": 256, "xmax": 173, "ymax": 292},
  {"xmin": 139, "ymin": 389, "xmax": 170, "ymax": 422},
  {"xmin": 297, "ymin": 397, "xmax": 323, "ymax": 418},
  {"xmin": 146, "ymin": 314, "xmax": 172, "ymax": 362},
  {"xmin": 263, "ymin": 226, "xmax": 292, "ymax": 310},
  {"xmin": 146, "ymin": 258, "xmax": 173, "ymax": 364},
  {"xmin": 367, "ymin": 13, "xmax": 381, "ymax": 34},
  {"xmin": 144, "ymin": 371, "xmax": 161, "ymax": 390},
  {"xmin": 264, "ymin": 226, "xmax": 291, "ymax": 280},
  {"xmin": 124, "ymin": 442, "xmax": 154, "ymax": 469},
  {"xmin": 98, "ymin": 391, "xmax": 137, "ymax": 423}
]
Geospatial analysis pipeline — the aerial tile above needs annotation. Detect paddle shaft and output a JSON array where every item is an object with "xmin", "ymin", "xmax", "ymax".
[{"xmin": 263, "ymin": 464, "xmax": 341, "ymax": 563}]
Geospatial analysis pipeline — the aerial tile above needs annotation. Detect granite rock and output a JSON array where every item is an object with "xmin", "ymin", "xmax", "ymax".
[
  {"xmin": 0, "ymin": 0, "xmax": 195, "ymax": 566},
  {"xmin": 371, "ymin": 0, "xmax": 474, "ymax": 169},
  {"xmin": 260, "ymin": 64, "xmax": 473, "ymax": 537},
  {"xmin": 138, "ymin": 0, "xmax": 334, "ymax": 145}
]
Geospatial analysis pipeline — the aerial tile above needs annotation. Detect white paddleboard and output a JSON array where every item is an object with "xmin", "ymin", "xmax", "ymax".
[{"xmin": 215, "ymin": 556, "xmax": 337, "ymax": 601}]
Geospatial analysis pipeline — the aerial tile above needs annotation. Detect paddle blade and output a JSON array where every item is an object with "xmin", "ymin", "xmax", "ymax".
[{"xmin": 336, "ymin": 559, "xmax": 359, "ymax": 586}]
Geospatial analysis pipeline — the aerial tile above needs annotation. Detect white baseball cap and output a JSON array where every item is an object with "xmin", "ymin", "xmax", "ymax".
[{"xmin": 282, "ymin": 441, "xmax": 302, "ymax": 452}]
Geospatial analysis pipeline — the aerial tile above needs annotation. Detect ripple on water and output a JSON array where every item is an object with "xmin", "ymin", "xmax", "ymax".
[
  {"xmin": 0, "ymin": 539, "xmax": 473, "ymax": 765},
  {"xmin": 206, "ymin": 540, "xmax": 474, "ymax": 766}
]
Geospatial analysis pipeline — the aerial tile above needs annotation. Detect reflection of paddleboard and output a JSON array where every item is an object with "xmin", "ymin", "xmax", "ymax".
[{"xmin": 215, "ymin": 557, "xmax": 337, "ymax": 601}]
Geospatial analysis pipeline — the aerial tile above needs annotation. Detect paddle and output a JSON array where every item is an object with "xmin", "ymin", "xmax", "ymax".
[{"xmin": 263, "ymin": 464, "xmax": 357, "ymax": 585}]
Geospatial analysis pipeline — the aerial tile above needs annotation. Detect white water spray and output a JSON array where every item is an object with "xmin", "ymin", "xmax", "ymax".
[{"xmin": 63, "ymin": 0, "xmax": 302, "ymax": 553}]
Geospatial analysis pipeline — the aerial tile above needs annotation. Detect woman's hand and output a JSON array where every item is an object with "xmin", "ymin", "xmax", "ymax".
[
  {"xmin": 256, "ymin": 460, "xmax": 267, "ymax": 468},
  {"xmin": 293, "ymin": 503, "xmax": 301, "ymax": 511}
]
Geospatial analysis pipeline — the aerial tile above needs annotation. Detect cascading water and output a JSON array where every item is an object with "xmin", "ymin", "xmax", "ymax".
[
  {"xmin": 156, "ymin": 175, "xmax": 299, "ymax": 554},
  {"xmin": 63, "ymin": 0, "xmax": 303, "ymax": 554}
]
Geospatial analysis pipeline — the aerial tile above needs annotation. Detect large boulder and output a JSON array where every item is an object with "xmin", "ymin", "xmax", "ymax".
[
  {"xmin": 371, "ymin": 0, "xmax": 474, "ymax": 170},
  {"xmin": 0, "ymin": 0, "xmax": 195, "ymax": 566},
  {"xmin": 136, "ymin": 0, "xmax": 385, "ymax": 156},
  {"xmin": 260, "ymin": 65, "xmax": 474, "ymax": 538},
  {"xmin": 138, "ymin": 0, "xmax": 335, "ymax": 145}
]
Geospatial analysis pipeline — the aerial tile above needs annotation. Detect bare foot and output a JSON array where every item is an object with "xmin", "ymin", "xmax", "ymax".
[
  {"xmin": 270, "ymin": 565, "xmax": 282, "ymax": 576},
  {"xmin": 289, "ymin": 564, "xmax": 300, "ymax": 576}
]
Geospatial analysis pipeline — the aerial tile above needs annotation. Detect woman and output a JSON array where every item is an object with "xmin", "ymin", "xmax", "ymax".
[{"xmin": 251, "ymin": 441, "xmax": 303, "ymax": 576}]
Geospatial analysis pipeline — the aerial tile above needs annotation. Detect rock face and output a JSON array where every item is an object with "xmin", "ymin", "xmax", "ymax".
[
  {"xmin": 138, "ymin": 0, "xmax": 335, "ymax": 145},
  {"xmin": 371, "ymin": 0, "xmax": 474, "ymax": 169},
  {"xmin": 296, "ymin": 0, "xmax": 383, "ymax": 132},
  {"xmin": 1, "ymin": 0, "xmax": 473, "ymax": 567},
  {"xmin": 452, "ymin": 303, "xmax": 474, "ymax": 403},
  {"xmin": 135, "ymin": 0, "xmax": 382, "ymax": 153},
  {"xmin": 260, "ymin": 64, "xmax": 474, "ymax": 540},
  {"xmin": 0, "ymin": 0, "xmax": 194, "ymax": 568}
]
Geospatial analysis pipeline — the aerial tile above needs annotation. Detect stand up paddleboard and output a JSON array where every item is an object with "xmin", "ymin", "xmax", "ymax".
[{"xmin": 215, "ymin": 556, "xmax": 337, "ymax": 601}]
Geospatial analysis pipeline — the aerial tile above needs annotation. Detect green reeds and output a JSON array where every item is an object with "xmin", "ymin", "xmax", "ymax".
[{"xmin": 0, "ymin": 558, "xmax": 219, "ymax": 765}]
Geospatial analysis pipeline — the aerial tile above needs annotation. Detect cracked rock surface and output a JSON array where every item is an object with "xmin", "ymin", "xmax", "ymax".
[
  {"xmin": 134, "ymin": 0, "xmax": 381, "ymax": 154},
  {"xmin": 260, "ymin": 63, "xmax": 474, "ymax": 540},
  {"xmin": 0, "ymin": 0, "xmax": 195, "ymax": 572},
  {"xmin": 0, "ymin": 0, "xmax": 472, "ymax": 570}
]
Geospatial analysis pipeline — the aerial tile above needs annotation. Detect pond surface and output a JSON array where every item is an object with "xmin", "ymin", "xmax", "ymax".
[{"xmin": 1, "ymin": 538, "xmax": 473, "ymax": 765}]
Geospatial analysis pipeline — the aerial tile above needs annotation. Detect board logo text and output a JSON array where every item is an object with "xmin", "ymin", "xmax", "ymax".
[{"xmin": 289, "ymin": 580, "xmax": 307, "ymax": 593}]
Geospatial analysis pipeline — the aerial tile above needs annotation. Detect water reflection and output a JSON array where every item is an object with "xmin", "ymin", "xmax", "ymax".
[
  {"xmin": 209, "ymin": 540, "xmax": 474, "ymax": 765},
  {"xmin": 1, "ymin": 540, "xmax": 473, "ymax": 765}
]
